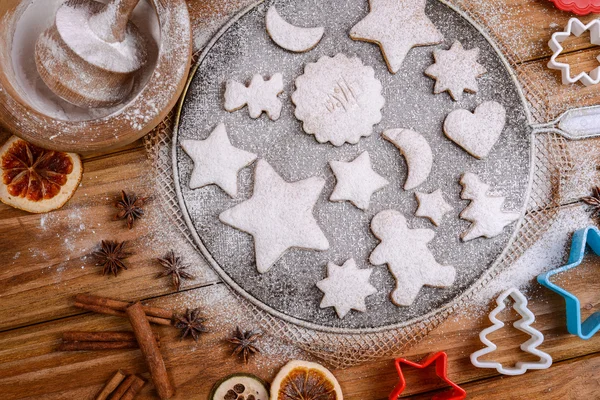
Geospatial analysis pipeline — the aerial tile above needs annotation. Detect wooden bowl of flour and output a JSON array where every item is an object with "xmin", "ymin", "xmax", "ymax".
[{"xmin": 0, "ymin": 0, "xmax": 192, "ymax": 153}]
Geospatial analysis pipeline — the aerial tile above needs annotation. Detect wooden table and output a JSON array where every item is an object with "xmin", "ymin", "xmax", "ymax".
[{"xmin": 2, "ymin": 1, "xmax": 600, "ymax": 398}]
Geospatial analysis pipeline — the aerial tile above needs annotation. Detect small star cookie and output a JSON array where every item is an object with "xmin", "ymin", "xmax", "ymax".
[
  {"xmin": 181, "ymin": 123, "xmax": 257, "ymax": 197},
  {"xmin": 350, "ymin": 0, "xmax": 443, "ymax": 74},
  {"xmin": 425, "ymin": 41, "xmax": 487, "ymax": 101},
  {"xmin": 316, "ymin": 259, "xmax": 377, "ymax": 319},
  {"xmin": 415, "ymin": 189, "xmax": 453, "ymax": 227},
  {"xmin": 219, "ymin": 160, "xmax": 330, "ymax": 273},
  {"xmin": 329, "ymin": 151, "xmax": 389, "ymax": 211},
  {"xmin": 224, "ymin": 73, "xmax": 284, "ymax": 120}
]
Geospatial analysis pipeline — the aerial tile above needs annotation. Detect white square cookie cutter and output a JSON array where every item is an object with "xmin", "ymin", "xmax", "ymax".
[
  {"xmin": 548, "ymin": 18, "xmax": 600, "ymax": 86},
  {"xmin": 470, "ymin": 288, "xmax": 553, "ymax": 376}
]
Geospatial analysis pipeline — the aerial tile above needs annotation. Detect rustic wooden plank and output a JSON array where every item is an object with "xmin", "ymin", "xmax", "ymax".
[
  {"xmin": 3, "ymin": 0, "xmax": 600, "ymax": 399},
  {"xmin": 409, "ymin": 352, "xmax": 600, "ymax": 400},
  {"xmin": 454, "ymin": 0, "xmax": 600, "ymax": 63},
  {"xmin": 0, "ymin": 267, "xmax": 599, "ymax": 399},
  {"xmin": 517, "ymin": 49, "xmax": 600, "ymax": 123},
  {"xmin": 1, "ymin": 204, "xmax": 599, "ymax": 399},
  {"xmin": 0, "ymin": 147, "xmax": 219, "ymax": 331}
]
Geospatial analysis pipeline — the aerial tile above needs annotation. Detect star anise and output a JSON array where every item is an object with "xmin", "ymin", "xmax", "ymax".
[
  {"xmin": 94, "ymin": 240, "xmax": 130, "ymax": 277},
  {"xmin": 174, "ymin": 308, "xmax": 208, "ymax": 341},
  {"xmin": 156, "ymin": 250, "xmax": 195, "ymax": 291},
  {"xmin": 582, "ymin": 186, "xmax": 600, "ymax": 218},
  {"xmin": 114, "ymin": 191, "xmax": 147, "ymax": 229},
  {"xmin": 227, "ymin": 327, "xmax": 261, "ymax": 364}
]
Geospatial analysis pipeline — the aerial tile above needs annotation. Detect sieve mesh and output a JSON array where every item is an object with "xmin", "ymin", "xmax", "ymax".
[{"xmin": 143, "ymin": 2, "xmax": 575, "ymax": 368}]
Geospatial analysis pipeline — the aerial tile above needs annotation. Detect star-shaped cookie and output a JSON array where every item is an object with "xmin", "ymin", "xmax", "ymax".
[
  {"xmin": 425, "ymin": 41, "xmax": 487, "ymax": 101},
  {"xmin": 219, "ymin": 160, "xmax": 330, "ymax": 273},
  {"xmin": 181, "ymin": 123, "xmax": 257, "ymax": 197},
  {"xmin": 415, "ymin": 189, "xmax": 453, "ymax": 227},
  {"xmin": 316, "ymin": 259, "xmax": 377, "ymax": 319},
  {"xmin": 350, "ymin": 0, "xmax": 443, "ymax": 74},
  {"xmin": 329, "ymin": 151, "xmax": 389, "ymax": 211}
]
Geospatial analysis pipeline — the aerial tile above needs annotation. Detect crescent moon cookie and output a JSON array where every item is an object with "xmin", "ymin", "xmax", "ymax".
[
  {"xmin": 291, "ymin": 54, "xmax": 385, "ymax": 146},
  {"xmin": 181, "ymin": 123, "xmax": 257, "ymax": 197},
  {"xmin": 350, "ymin": 0, "xmax": 443, "ymax": 74},
  {"xmin": 444, "ymin": 101, "xmax": 506, "ymax": 159},
  {"xmin": 224, "ymin": 73, "xmax": 285, "ymax": 120},
  {"xmin": 424, "ymin": 41, "xmax": 487, "ymax": 101},
  {"xmin": 219, "ymin": 160, "xmax": 330, "ymax": 274},
  {"xmin": 316, "ymin": 259, "xmax": 377, "ymax": 319},
  {"xmin": 459, "ymin": 173, "xmax": 520, "ymax": 242},
  {"xmin": 266, "ymin": 6, "xmax": 325, "ymax": 53},
  {"xmin": 369, "ymin": 210, "xmax": 456, "ymax": 306},
  {"xmin": 329, "ymin": 151, "xmax": 389, "ymax": 211},
  {"xmin": 382, "ymin": 128, "xmax": 433, "ymax": 190}
]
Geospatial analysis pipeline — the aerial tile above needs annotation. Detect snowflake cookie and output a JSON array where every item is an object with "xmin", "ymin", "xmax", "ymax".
[
  {"xmin": 316, "ymin": 258, "xmax": 377, "ymax": 319},
  {"xmin": 291, "ymin": 54, "xmax": 385, "ymax": 146},
  {"xmin": 180, "ymin": 123, "xmax": 257, "ymax": 197},
  {"xmin": 425, "ymin": 41, "xmax": 487, "ymax": 101},
  {"xmin": 415, "ymin": 189, "xmax": 453, "ymax": 227},
  {"xmin": 459, "ymin": 173, "xmax": 520, "ymax": 242},
  {"xmin": 350, "ymin": 0, "xmax": 444, "ymax": 74},
  {"xmin": 224, "ymin": 73, "xmax": 284, "ymax": 120},
  {"xmin": 329, "ymin": 151, "xmax": 389, "ymax": 211},
  {"xmin": 219, "ymin": 160, "xmax": 329, "ymax": 273},
  {"xmin": 370, "ymin": 210, "xmax": 456, "ymax": 306}
]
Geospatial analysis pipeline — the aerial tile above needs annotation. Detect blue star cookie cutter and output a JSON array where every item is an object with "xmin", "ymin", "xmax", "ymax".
[{"xmin": 537, "ymin": 226, "xmax": 600, "ymax": 340}]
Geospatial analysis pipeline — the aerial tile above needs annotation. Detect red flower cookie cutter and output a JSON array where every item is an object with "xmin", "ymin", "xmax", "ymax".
[
  {"xmin": 389, "ymin": 351, "xmax": 466, "ymax": 400},
  {"xmin": 549, "ymin": 0, "xmax": 600, "ymax": 15}
]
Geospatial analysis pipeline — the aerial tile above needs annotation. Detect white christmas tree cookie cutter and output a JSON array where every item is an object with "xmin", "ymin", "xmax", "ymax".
[
  {"xmin": 548, "ymin": 18, "xmax": 600, "ymax": 86},
  {"xmin": 470, "ymin": 288, "xmax": 553, "ymax": 376}
]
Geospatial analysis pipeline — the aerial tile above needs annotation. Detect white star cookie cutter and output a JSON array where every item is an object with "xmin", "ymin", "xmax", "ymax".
[
  {"xmin": 548, "ymin": 18, "xmax": 600, "ymax": 86},
  {"xmin": 471, "ymin": 288, "xmax": 552, "ymax": 376}
]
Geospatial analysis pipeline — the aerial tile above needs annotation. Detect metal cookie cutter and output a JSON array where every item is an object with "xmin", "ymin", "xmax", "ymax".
[
  {"xmin": 537, "ymin": 226, "xmax": 600, "ymax": 340},
  {"xmin": 470, "ymin": 288, "xmax": 553, "ymax": 375},
  {"xmin": 389, "ymin": 351, "xmax": 466, "ymax": 400},
  {"xmin": 548, "ymin": 18, "xmax": 600, "ymax": 86}
]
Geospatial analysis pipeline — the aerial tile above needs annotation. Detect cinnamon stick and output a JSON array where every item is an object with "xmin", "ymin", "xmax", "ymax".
[
  {"xmin": 59, "ymin": 341, "xmax": 139, "ymax": 351},
  {"xmin": 96, "ymin": 370, "xmax": 127, "ymax": 400},
  {"xmin": 63, "ymin": 331, "xmax": 138, "ymax": 342},
  {"xmin": 74, "ymin": 301, "xmax": 172, "ymax": 326},
  {"xmin": 120, "ymin": 375, "xmax": 146, "ymax": 400},
  {"xmin": 127, "ymin": 302, "xmax": 174, "ymax": 400},
  {"xmin": 108, "ymin": 374, "xmax": 136, "ymax": 400},
  {"xmin": 76, "ymin": 294, "xmax": 173, "ymax": 319}
]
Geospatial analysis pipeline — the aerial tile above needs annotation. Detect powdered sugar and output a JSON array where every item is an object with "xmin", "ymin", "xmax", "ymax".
[{"xmin": 8, "ymin": 0, "xmax": 159, "ymax": 121}]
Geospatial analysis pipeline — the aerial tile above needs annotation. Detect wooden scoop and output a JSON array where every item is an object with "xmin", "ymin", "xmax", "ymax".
[{"xmin": 35, "ymin": 0, "xmax": 148, "ymax": 109}]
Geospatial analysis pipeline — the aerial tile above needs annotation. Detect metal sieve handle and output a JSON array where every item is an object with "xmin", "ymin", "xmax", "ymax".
[{"xmin": 533, "ymin": 105, "xmax": 600, "ymax": 139}]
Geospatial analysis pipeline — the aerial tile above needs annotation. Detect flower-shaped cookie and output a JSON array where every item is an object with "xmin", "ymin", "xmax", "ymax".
[{"xmin": 292, "ymin": 54, "xmax": 385, "ymax": 146}]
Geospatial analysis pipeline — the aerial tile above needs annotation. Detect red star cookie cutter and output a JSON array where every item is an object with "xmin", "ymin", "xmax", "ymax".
[
  {"xmin": 549, "ymin": 0, "xmax": 600, "ymax": 15},
  {"xmin": 389, "ymin": 352, "xmax": 466, "ymax": 400}
]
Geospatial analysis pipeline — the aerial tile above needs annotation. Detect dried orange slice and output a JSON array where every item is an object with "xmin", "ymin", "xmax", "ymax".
[
  {"xmin": 0, "ymin": 136, "xmax": 82, "ymax": 213},
  {"xmin": 270, "ymin": 360, "xmax": 343, "ymax": 400}
]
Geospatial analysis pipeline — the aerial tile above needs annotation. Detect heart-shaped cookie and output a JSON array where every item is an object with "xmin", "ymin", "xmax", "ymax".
[{"xmin": 443, "ymin": 101, "xmax": 506, "ymax": 159}]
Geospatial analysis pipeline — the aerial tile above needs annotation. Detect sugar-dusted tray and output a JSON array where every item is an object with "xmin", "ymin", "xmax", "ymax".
[{"xmin": 172, "ymin": 0, "xmax": 533, "ymax": 333}]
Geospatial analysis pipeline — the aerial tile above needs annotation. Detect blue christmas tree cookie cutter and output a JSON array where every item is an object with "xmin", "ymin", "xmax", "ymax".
[{"xmin": 537, "ymin": 226, "xmax": 600, "ymax": 340}]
